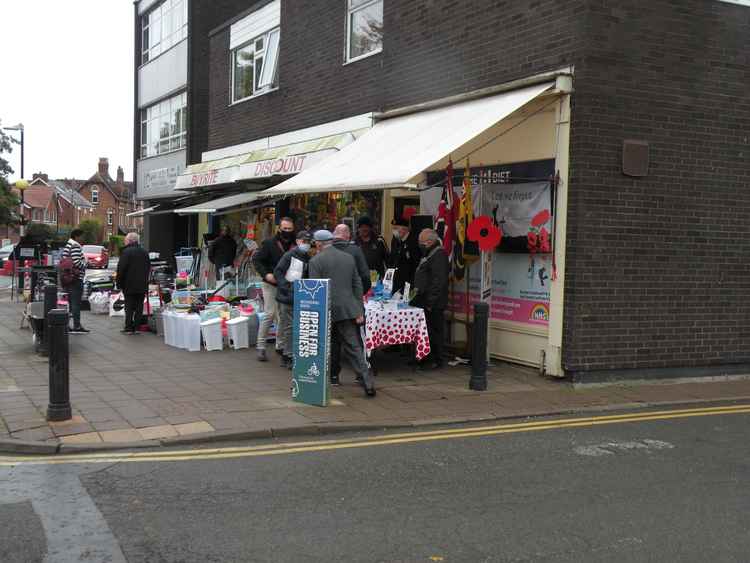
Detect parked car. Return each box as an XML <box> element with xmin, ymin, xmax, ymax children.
<box><xmin>82</xmin><ymin>245</ymin><xmax>109</xmax><ymax>269</ymax></box>
<box><xmin>0</xmin><ymin>243</ymin><xmax>15</xmax><ymax>269</ymax></box>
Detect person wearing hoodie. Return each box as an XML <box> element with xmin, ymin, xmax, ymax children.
<box><xmin>273</xmin><ymin>231</ymin><xmax>313</xmax><ymax>369</ymax></box>
<box><xmin>252</xmin><ymin>217</ymin><xmax>297</xmax><ymax>361</ymax></box>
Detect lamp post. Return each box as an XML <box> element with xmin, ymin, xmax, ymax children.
<box><xmin>5</xmin><ymin>123</ymin><xmax>24</xmax><ymax>180</ymax></box>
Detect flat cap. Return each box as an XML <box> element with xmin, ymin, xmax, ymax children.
<box><xmin>313</xmin><ymin>229</ymin><xmax>333</xmax><ymax>242</ymax></box>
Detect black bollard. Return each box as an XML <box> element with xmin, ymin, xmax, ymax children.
<box><xmin>47</xmin><ymin>309</ymin><xmax>72</xmax><ymax>421</ymax></box>
<box><xmin>39</xmin><ymin>284</ymin><xmax>58</xmax><ymax>356</ymax></box>
<box><xmin>469</xmin><ymin>302</ymin><xmax>489</xmax><ymax>391</ymax></box>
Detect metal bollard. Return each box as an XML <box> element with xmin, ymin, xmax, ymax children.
<box><xmin>47</xmin><ymin>309</ymin><xmax>72</xmax><ymax>422</ymax></box>
<box><xmin>469</xmin><ymin>302</ymin><xmax>489</xmax><ymax>391</ymax></box>
<box><xmin>39</xmin><ymin>284</ymin><xmax>58</xmax><ymax>356</ymax></box>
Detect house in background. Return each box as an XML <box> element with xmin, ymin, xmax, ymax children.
<box><xmin>76</xmin><ymin>157</ymin><xmax>142</xmax><ymax>241</ymax></box>
<box><xmin>29</xmin><ymin>174</ymin><xmax>94</xmax><ymax>231</ymax></box>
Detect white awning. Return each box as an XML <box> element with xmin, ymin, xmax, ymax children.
<box><xmin>175</xmin><ymin>191</ymin><xmax>268</xmax><ymax>215</ymax></box>
<box><xmin>127</xmin><ymin>206</ymin><xmax>158</xmax><ymax>218</ymax></box>
<box><xmin>174</xmin><ymin>132</ymin><xmax>356</xmax><ymax>191</ymax></box>
<box><xmin>259</xmin><ymin>82</ymin><xmax>555</xmax><ymax>197</ymax></box>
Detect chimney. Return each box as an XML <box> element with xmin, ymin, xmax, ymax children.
<box><xmin>32</xmin><ymin>172</ymin><xmax>49</xmax><ymax>183</ymax></box>
<box><xmin>116</xmin><ymin>166</ymin><xmax>124</xmax><ymax>185</ymax></box>
<box><xmin>98</xmin><ymin>157</ymin><xmax>109</xmax><ymax>177</ymax></box>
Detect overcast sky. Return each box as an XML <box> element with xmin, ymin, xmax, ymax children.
<box><xmin>0</xmin><ymin>0</ymin><xmax>133</xmax><ymax>183</ymax></box>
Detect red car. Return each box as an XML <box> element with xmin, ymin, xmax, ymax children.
<box><xmin>82</xmin><ymin>245</ymin><xmax>109</xmax><ymax>269</ymax></box>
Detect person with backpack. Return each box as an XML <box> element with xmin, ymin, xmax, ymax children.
<box><xmin>60</xmin><ymin>228</ymin><xmax>88</xmax><ymax>334</ymax></box>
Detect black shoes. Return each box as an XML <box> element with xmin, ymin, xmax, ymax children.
<box><xmin>281</xmin><ymin>356</ymin><xmax>293</xmax><ymax>370</ymax></box>
<box><xmin>330</xmin><ymin>374</ymin><xmax>340</xmax><ymax>386</ymax></box>
<box><xmin>69</xmin><ymin>326</ymin><xmax>90</xmax><ymax>334</ymax></box>
<box><xmin>257</xmin><ymin>349</ymin><xmax>268</xmax><ymax>362</ymax></box>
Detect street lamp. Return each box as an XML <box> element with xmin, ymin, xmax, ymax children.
<box><xmin>4</xmin><ymin>123</ymin><xmax>24</xmax><ymax>180</ymax></box>
<box><xmin>14</xmin><ymin>179</ymin><xmax>29</xmax><ymax>237</ymax></box>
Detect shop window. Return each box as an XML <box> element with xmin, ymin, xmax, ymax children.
<box><xmin>346</xmin><ymin>0</ymin><xmax>383</xmax><ymax>62</ymax></box>
<box><xmin>231</xmin><ymin>27</ymin><xmax>280</xmax><ymax>103</ymax></box>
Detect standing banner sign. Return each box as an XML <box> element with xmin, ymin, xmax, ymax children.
<box><xmin>292</xmin><ymin>279</ymin><xmax>331</xmax><ymax>406</ymax></box>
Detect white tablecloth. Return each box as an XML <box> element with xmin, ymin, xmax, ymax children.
<box><xmin>364</xmin><ymin>301</ymin><xmax>431</xmax><ymax>360</ymax></box>
<box><xmin>161</xmin><ymin>310</ymin><xmax>202</xmax><ymax>352</ymax></box>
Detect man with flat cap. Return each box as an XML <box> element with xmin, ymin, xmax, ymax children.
<box><xmin>389</xmin><ymin>217</ymin><xmax>421</xmax><ymax>295</ymax></box>
<box><xmin>308</xmin><ymin>230</ymin><xmax>375</xmax><ymax>397</ymax></box>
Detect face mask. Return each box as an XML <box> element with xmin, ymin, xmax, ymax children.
<box><xmin>419</xmin><ymin>243</ymin><xmax>432</xmax><ymax>255</ymax></box>
<box><xmin>280</xmin><ymin>230</ymin><xmax>294</xmax><ymax>241</ymax></box>
<box><xmin>392</xmin><ymin>230</ymin><xmax>401</xmax><ymax>241</ymax></box>
<box><xmin>298</xmin><ymin>243</ymin><xmax>311</xmax><ymax>253</ymax></box>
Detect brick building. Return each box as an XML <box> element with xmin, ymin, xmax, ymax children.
<box><xmin>134</xmin><ymin>0</ymin><xmax>750</xmax><ymax>381</ymax></box>
<box><xmin>76</xmin><ymin>158</ymin><xmax>142</xmax><ymax>242</ymax></box>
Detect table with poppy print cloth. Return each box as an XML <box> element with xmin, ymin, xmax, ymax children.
<box><xmin>363</xmin><ymin>301</ymin><xmax>431</xmax><ymax>361</ymax></box>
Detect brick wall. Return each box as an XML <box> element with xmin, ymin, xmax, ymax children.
<box><xmin>562</xmin><ymin>0</ymin><xmax>750</xmax><ymax>378</ymax></box>
<box><xmin>198</xmin><ymin>0</ymin><xmax>586</xmax><ymax>155</ymax></box>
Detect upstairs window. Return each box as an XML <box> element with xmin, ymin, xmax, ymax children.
<box><xmin>142</xmin><ymin>0</ymin><xmax>188</xmax><ymax>64</ymax></box>
<box><xmin>91</xmin><ymin>186</ymin><xmax>99</xmax><ymax>205</ymax></box>
<box><xmin>140</xmin><ymin>92</ymin><xmax>187</xmax><ymax>158</ymax></box>
<box><xmin>231</xmin><ymin>28</ymin><xmax>281</xmax><ymax>103</ymax></box>
<box><xmin>107</xmin><ymin>209</ymin><xmax>113</xmax><ymax>226</ymax></box>
<box><xmin>346</xmin><ymin>0</ymin><xmax>383</xmax><ymax>62</ymax></box>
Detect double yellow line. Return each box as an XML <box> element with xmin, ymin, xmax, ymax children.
<box><xmin>2</xmin><ymin>403</ymin><xmax>749</xmax><ymax>467</ymax></box>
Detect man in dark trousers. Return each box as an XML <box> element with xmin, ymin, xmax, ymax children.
<box><xmin>116</xmin><ymin>232</ymin><xmax>151</xmax><ymax>335</ymax></box>
<box><xmin>389</xmin><ymin>218</ymin><xmax>421</xmax><ymax>295</ymax></box>
<box><xmin>355</xmin><ymin>216</ymin><xmax>388</xmax><ymax>280</ymax></box>
<box><xmin>308</xmin><ymin>230</ymin><xmax>375</xmax><ymax>397</ymax></box>
<box><xmin>412</xmin><ymin>229</ymin><xmax>450</xmax><ymax>370</ymax></box>
<box><xmin>61</xmin><ymin>228</ymin><xmax>88</xmax><ymax>334</ymax></box>
<box><xmin>208</xmin><ymin>226</ymin><xmax>237</xmax><ymax>279</ymax></box>
<box><xmin>252</xmin><ymin>217</ymin><xmax>296</xmax><ymax>361</ymax></box>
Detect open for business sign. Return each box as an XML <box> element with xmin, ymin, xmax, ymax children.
<box><xmin>292</xmin><ymin>279</ymin><xmax>331</xmax><ymax>407</ymax></box>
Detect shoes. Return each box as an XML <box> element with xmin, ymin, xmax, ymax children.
<box><xmin>275</xmin><ymin>348</ymin><xmax>284</xmax><ymax>357</ymax></box>
<box><xmin>69</xmin><ymin>326</ymin><xmax>90</xmax><ymax>334</ymax></box>
<box><xmin>330</xmin><ymin>374</ymin><xmax>340</xmax><ymax>386</ymax></box>
<box><xmin>120</xmin><ymin>328</ymin><xmax>135</xmax><ymax>335</ymax></box>
<box><xmin>281</xmin><ymin>355</ymin><xmax>293</xmax><ymax>370</ymax></box>
<box><xmin>365</xmin><ymin>385</ymin><xmax>376</xmax><ymax>397</ymax></box>
<box><xmin>257</xmin><ymin>349</ymin><xmax>268</xmax><ymax>362</ymax></box>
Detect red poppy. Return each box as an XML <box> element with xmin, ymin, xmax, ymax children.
<box><xmin>531</xmin><ymin>209</ymin><xmax>551</xmax><ymax>227</ymax></box>
<box><xmin>467</xmin><ymin>215</ymin><xmax>502</xmax><ymax>252</ymax></box>
<box><xmin>539</xmin><ymin>227</ymin><xmax>551</xmax><ymax>253</ymax></box>
<box><xmin>527</xmin><ymin>231</ymin><xmax>538</xmax><ymax>253</ymax></box>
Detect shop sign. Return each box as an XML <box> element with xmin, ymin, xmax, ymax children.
<box><xmin>144</xmin><ymin>165</ymin><xmax>183</xmax><ymax>193</ymax></box>
<box><xmin>175</xmin><ymin>166</ymin><xmax>240</xmax><ymax>190</ymax></box>
<box><xmin>238</xmin><ymin>149</ymin><xmax>336</xmax><ymax>181</ymax></box>
<box><xmin>292</xmin><ymin>279</ymin><xmax>331</xmax><ymax>407</ymax></box>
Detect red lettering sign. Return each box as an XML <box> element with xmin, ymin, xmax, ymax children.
<box><xmin>190</xmin><ymin>170</ymin><xmax>218</xmax><ymax>187</ymax></box>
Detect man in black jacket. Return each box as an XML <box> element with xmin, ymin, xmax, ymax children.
<box><xmin>412</xmin><ymin>229</ymin><xmax>450</xmax><ymax>370</ymax></box>
<box><xmin>332</xmin><ymin>224</ymin><xmax>371</xmax><ymax>294</ymax></box>
<box><xmin>116</xmin><ymin>232</ymin><xmax>151</xmax><ymax>335</ymax></box>
<box><xmin>389</xmin><ymin>218</ymin><xmax>421</xmax><ymax>295</ymax></box>
<box><xmin>252</xmin><ymin>217</ymin><xmax>296</xmax><ymax>361</ymax></box>
<box><xmin>273</xmin><ymin>231</ymin><xmax>313</xmax><ymax>369</ymax></box>
<box><xmin>355</xmin><ymin>216</ymin><xmax>389</xmax><ymax>280</ymax></box>
<box><xmin>208</xmin><ymin>226</ymin><xmax>237</xmax><ymax>279</ymax></box>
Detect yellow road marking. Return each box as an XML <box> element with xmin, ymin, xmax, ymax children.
<box><xmin>1</xmin><ymin>403</ymin><xmax>749</xmax><ymax>466</ymax></box>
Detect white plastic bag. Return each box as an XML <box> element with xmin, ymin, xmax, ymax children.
<box><xmin>285</xmin><ymin>257</ymin><xmax>304</xmax><ymax>283</ymax></box>
<box><xmin>89</xmin><ymin>292</ymin><xmax>110</xmax><ymax>315</ymax></box>
<box><xmin>109</xmin><ymin>292</ymin><xmax>125</xmax><ymax>317</ymax></box>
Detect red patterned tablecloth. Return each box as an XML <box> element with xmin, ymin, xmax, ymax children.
<box><xmin>364</xmin><ymin>302</ymin><xmax>431</xmax><ymax>360</ymax></box>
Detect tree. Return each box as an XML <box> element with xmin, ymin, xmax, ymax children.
<box><xmin>78</xmin><ymin>219</ymin><xmax>103</xmax><ymax>244</ymax></box>
<box><xmin>0</xmin><ymin>121</ymin><xmax>20</xmax><ymax>228</ymax></box>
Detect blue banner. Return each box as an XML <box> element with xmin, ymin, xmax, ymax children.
<box><xmin>292</xmin><ymin>279</ymin><xmax>331</xmax><ymax>406</ymax></box>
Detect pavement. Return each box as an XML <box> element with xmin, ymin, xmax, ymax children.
<box><xmin>3</xmin><ymin>296</ymin><xmax>750</xmax><ymax>452</ymax></box>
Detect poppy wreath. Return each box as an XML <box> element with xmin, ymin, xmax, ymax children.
<box><xmin>527</xmin><ymin>209</ymin><xmax>552</xmax><ymax>254</ymax></box>
<box><xmin>467</xmin><ymin>215</ymin><xmax>502</xmax><ymax>252</ymax></box>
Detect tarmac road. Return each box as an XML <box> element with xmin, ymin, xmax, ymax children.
<box><xmin>2</xmin><ymin>405</ymin><xmax>750</xmax><ymax>562</ymax></box>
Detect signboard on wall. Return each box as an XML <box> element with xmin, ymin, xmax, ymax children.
<box><xmin>144</xmin><ymin>164</ymin><xmax>183</xmax><ymax>193</ymax></box>
<box><xmin>292</xmin><ymin>279</ymin><xmax>331</xmax><ymax>407</ymax></box>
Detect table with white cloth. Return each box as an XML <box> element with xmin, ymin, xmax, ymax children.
<box><xmin>161</xmin><ymin>310</ymin><xmax>202</xmax><ymax>352</ymax></box>
<box><xmin>364</xmin><ymin>301</ymin><xmax>431</xmax><ymax>361</ymax></box>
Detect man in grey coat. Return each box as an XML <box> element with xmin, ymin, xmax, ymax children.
<box><xmin>308</xmin><ymin>230</ymin><xmax>375</xmax><ymax>397</ymax></box>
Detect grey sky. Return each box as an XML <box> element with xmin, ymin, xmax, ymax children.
<box><xmin>0</xmin><ymin>0</ymin><xmax>133</xmax><ymax>183</ymax></box>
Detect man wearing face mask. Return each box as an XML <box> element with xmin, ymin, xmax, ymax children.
<box><xmin>388</xmin><ymin>218</ymin><xmax>421</xmax><ymax>295</ymax></box>
<box><xmin>412</xmin><ymin>229</ymin><xmax>450</xmax><ymax>371</ymax></box>
<box><xmin>273</xmin><ymin>231</ymin><xmax>313</xmax><ymax>369</ymax></box>
<box><xmin>252</xmin><ymin>217</ymin><xmax>297</xmax><ymax>362</ymax></box>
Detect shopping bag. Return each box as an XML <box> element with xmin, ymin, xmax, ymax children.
<box><xmin>89</xmin><ymin>292</ymin><xmax>110</xmax><ymax>315</ymax></box>
<box><xmin>109</xmin><ymin>292</ymin><xmax>125</xmax><ymax>317</ymax></box>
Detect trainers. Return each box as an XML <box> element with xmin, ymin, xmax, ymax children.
<box><xmin>120</xmin><ymin>328</ymin><xmax>134</xmax><ymax>334</ymax></box>
<box><xmin>70</xmin><ymin>326</ymin><xmax>90</xmax><ymax>334</ymax></box>
<box><xmin>330</xmin><ymin>374</ymin><xmax>340</xmax><ymax>386</ymax></box>
<box><xmin>257</xmin><ymin>349</ymin><xmax>268</xmax><ymax>362</ymax></box>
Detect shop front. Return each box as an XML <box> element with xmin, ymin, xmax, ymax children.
<box><xmin>259</xmin><ymin>71</ymin><xmax>573</xmax><ymax>376</ymax></box>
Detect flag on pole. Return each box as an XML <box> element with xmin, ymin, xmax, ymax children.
<box><xmin>453</xmin><ymin>159</ymin><xmax>472</xmax><ymax>279</ymax></box>
<box><xmin>440</xmin><ymin>160</ymin><xmax>456</xmax><ymax>260</ymax></box>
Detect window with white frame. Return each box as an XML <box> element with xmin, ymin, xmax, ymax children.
<box><xmin>90</xmin><ymin>186</ymin><xmax>99</xmax><ymax>205</ymax></box>
<box><xmin>142</xmin><ymin>0</ymin><xmax>188</xmax><ymax>64</ymax></box>
<box><xmin>107</xmin><ymin>209</ymin><xmax>113</xmax><ymax>226</ymax></box>
<box><xmin>231</xmin><ymin>27</ymin><xmax>281</xmax><ymax>103</ymax></box>
<box><xmin>346</xmin><ymin>0</ymin><xmax>383</xmax><ymax>62</ymax></box>
<box><xmin>140</xmin><ymin>92</ymin><xmax>187</xmax><ymax>158</ymax></box>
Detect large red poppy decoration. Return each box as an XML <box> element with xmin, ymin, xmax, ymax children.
<box><xmin>467</xmin><ymin>215</ymin><xmax>502</xmax><ymax>252</ymax></box>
